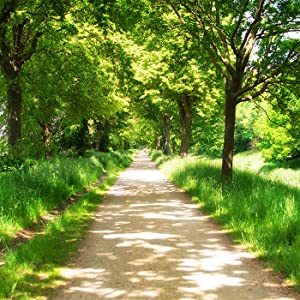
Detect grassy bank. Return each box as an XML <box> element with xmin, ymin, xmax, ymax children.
<box><xmin>151</xmin><ymin>150</ymin><xmax>300</xmax><ymax>288</ymax></box>
<box><xmin>0</xmin><ymin>151</ymin><xmax>132</xmax><ymax>244</ymax></box>
<box><xmin>0</xmin><ymin>150</ymin><xmax>135</xmax><ymax>299</ymax></box>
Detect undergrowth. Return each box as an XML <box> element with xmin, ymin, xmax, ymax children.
<box><xmin>151</xmin><ymin>150</ymin><xmax>300</xmax><ymax>289</ymax></box>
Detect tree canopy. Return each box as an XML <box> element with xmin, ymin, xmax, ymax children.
<box><xmin>0</xmin><ymin>0</ymin><xmax>299</xmax><ymax>178</ymax></box>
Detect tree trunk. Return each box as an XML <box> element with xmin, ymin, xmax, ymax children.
<box><xmin>177</xmin><ymin>95</ymin><xmax>193</xmax><ymax>156</ymax></box>
<box><xmin>163</xmin><ymin>114</ymin><xmax>171</xmax><ymax>155</ymax></box>
<box><xmin>221</xmin><ymin>83</ymin><xmax>237</xmax><ymax>180</ymax></box>
<box><xmin>42</xmin><ymin>124</ymin><xmax>51</xmax><ymax>147</ymax></box>
<box><xmin>156</xmin><ymin>137</ymin><xmax>161</xmax><ymax>150</ymax></box>
<box><xmin>94</xmin><ymin>120</ymin><xmax>110</xmax><ymax>152</ymax></box>
<box><xmin>5</xmin><ymin>69</ymin><xmax>22</xmax><ymax>147</ymax></box>
<box><xmin>95</xmin><ymin>122</ymin><xmax>101</xmax><ymax>151</ymax></box>
<box><xmin>37</xmin><ymin>121</ymin><xmax>52</xmax><ymax>157</ymax></box>
<box><xmin>76</xmin><ymin>119</ymin><xmax>89</xmax><ymax>156</ymax></box>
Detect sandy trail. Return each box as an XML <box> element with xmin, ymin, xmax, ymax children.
<box><xmin>51</xmin><ymin>151</ymin><xmax>299</xmax><ymax>300</ymax></box>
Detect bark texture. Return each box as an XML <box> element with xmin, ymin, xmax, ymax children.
<box><xmin>177</xmin><ymin>95</ymin><xmax>193</xmax><ymax>156</ymax></box>
<box><xmin>222</xmin><ymin>92</ymin><xmax>237</xmax><ymax>179</ymax></box>
<box><xmin>4</xmin><ymin>67</ymin><xmax>22</xmax><ymax>146</ymax></box>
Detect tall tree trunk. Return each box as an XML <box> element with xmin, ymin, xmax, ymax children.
<box><xmin>221</xmin><ymin>80</ymin><xmax>238</xmax><ymax>180</ymax></box>
<box><xmin>95</xmin><ymin>120</ymin><xmax>110</xmax><ymax>152</ymax></box>
<box><xmin>177</xmin><ymin>95</ymin><xmax>193</xmax><ymax>156</ymax></box>
<box><xmin>0</xmin><ymin>6</ymin><xmax>44</xmax><ymax>148</ymax></box>
<box><xmin>76</xmin><ymin>119</ymin><xmax>89</xmax><ymax>156</ymax></box>
<box><xmin>4</xmin><ymin>68</ymin><xmax>22</xmax><ymax>147</ymax></box>
<box><xmin>95</xmin><ymin>122</ymin><xmax>101</xmax><ymax>151</ymax></box>
<box><xmin>163</xmin><ymin>114</ymin><xmax>171</xmax><ymax>155</ymax></box>
<box><xmin>156</xmin><ymin>137</ymin><xmax>161</xmax><ymax>150</ymax></box>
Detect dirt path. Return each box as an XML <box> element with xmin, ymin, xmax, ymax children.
<box><xmin>51</xmin><ymin>151</ymin><xmax>299</xmax><ymax>300</ymax></box>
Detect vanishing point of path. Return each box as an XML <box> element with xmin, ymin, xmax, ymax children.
<box><xmin>51</xmin><ymin>151</ymin><xmax>299</xmax><ymax>300</ymax></box>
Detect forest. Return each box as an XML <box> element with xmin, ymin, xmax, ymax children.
<box><xmin>0</xmin><ymin>0</ymin><xmax>299</xmax><ymax>298</ymax></box>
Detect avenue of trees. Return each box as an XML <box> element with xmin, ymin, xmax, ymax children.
<box><xmin>0</xmin><ymin>0</ymin><xmax>299</xmax><ymax>179</ymax></box>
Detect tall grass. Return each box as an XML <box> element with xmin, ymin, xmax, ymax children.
<box><xmin>158</xmin><ymin>154</ymin><xmax>300</xmax><ymax>288</ymax></box>
<box><xmin>233</xmin><ymin>151</ymin><xmax>300</xmax><ymax>189</ymax></box>
<box><xmin>0</xmin><ymin>150</ymin><xmax>135</xmax><ymax>299</ymax></box>
<box><xmin>0</xmin><ymin>150</ymin><xmax>134</xmax><ymax>244</ymax></box>
<box><xmin>149</xmin><ymin>150</ymin><xmax>174</xmax><ymax>166</ymax></box>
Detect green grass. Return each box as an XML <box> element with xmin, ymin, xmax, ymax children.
<box><xmin>0</xmin><ymin>150</ymin><xmax>135</xmax><ymax>244</ymax></box>
<box><xmin>156</xmin><ymin>152</ymin><xmax>300</xmax><ymax>289</ymax></box>
<box><xmin>0</xmin><ymin>154</ymin><xmax>103</xmax><ymax>243</ymax></box>
<box><xmin>233</xmin><ymin>151</ymin><xmax>300</xmax><ymax>189</ymax></box>
<box><xmin>149</xmin><ymin>149</ymin><xmax>174</xmax><ymax>166</ymax></box>
<box><xmin>0</xmin><ymin>150</ymin><xmax>135</xmax><ymax>299</ymax></box>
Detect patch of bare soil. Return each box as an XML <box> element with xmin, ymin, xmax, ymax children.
<box><xmin>51</xmin><ymin>151</ymin><xmax>299</xmax><ymax>300</ymax></box>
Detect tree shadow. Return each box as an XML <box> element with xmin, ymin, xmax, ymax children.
<box><xmin>49</xmin><ymin>152</ymin><xmax>298</xmax><ymax>300</ymax></box>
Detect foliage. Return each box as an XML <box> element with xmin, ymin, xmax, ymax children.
<box><xmin>234</xmin><ymin>103</ymin><xmax>260</xmax><ymax>153</ymax></box>
<box><xmin>190</xmin><ymin>91</ymin><xmax>224</xmax><ymax>157</ymax></box>
<box><xmin>255</xmin><ymin>102</ymin><xmax>300</xmax><ymax>161</ymax></box>
<box><xmin>149</xmin><ymin>149</ymin><xmax>173</xmax><ymax>165</ymax></box>
<box><xmin>1</xmin><ymin>0</ymin><xmax>299</xmax><ymax>169</ymax></box>
<box><xmin>20</xmin><ymin>21</ymin><xmax>131</xmax><ymax>157</ymax></box>
<box><xmin>0</xmin><ymin>0</ymin><xmax>77</xmax><ymax>146</ymax></box>
<box><xmin>127</xmin><ymin>13</ymin><xmax>222</xmax><ymax>155</ymax></box>
<box><xmin>149</xmin><ymin>149</ymin><xmax>164</xmax><ymax>162</ymax></box>
<box><xmin>0</xmin><ymin>152</ymin><xmax>33</xmax><ymax>173</ymax></box>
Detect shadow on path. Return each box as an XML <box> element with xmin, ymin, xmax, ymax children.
<box><xmin>51</xmin><ymin>152</ymin><xmax>299</xmax><ymax>300</ymax></box>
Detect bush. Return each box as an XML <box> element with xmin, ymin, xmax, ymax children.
<box><xmin>149</xmin><ymin>150</ymin><xmax>164</xmax><ymax>162</ymax></box>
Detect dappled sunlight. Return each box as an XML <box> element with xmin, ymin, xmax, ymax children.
<box><xmin>61</xmin><ymin>268</ymin><xmax>109</xmax><ymax>280</ymax></box>
<box><xmin>183</xmin><ymin>272</ymin><xmax>244</xmax><ymax>290</ymax></box>
<box><xmin>103</xmin><ymin>232</ymin><xmax>177</xmax><ymax>240</ymax></box>
<box><xmin>54</xmin><ymin>152</ymin><xmax>298</xmax><ymax>300</ymax></box>
<box><xmin>142</xmin><ymin>212</ymin><xmax>205</xmax><ymax>221</ymax></box>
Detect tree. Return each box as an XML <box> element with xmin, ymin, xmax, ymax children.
<box><xmin>163</xmin><ymin>0</ymin><xmax>300</xmax><ymax>179</ymax></box>
<box><xmin>126</xmin><ymin>39</ymin><xmax>177</xmax><ymax>154</ymax></box>
<box><xmin>20</xmin><ymin>17</ymin><xmax>132</xmax><ymax>156</ymax></box>
<box><xmin>128</xmin><ymin>13</ymin><xmax>220</xmax><ymax>155</ymax></box>
<box><xmin>0</xmin><ymin>0</ymin><xmax>72</xmax><ymax>147</ymax></box>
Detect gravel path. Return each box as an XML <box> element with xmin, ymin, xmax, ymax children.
<box><xmin>51</xmin><ymin>151</ymin><xmax>299</xmax><ymax>300</ymax></box>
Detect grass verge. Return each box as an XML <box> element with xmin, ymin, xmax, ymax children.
<box><xmin>0</xmin><ymin>150</ymin><xmax>135</xmax><ymax>299</ymax></box>
<box><xmin>151</xmin><ymin>150</ymin><xmax>300</xmax><ymax>289</ymax></box>
<box><xmin>0</xmin><ymin>151</ymin><xmax>134</xmax><ymax>244</ymax></box>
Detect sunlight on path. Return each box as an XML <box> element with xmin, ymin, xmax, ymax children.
<box><xmin>52</xmin><ymin>151</ymin><xmax>299</xmax><ymax>300</ymax></box>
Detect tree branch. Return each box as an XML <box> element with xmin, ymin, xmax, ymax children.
<box><xmin>21</xmin><ymin>30</ymin><xmax>44</xmax><ymax>64</ymax></box>
<box><xmin>239</xmin><ymin>0</ymin><xmax>266</xmax><ymax>54</ymax></box>
<box><xmin>251</xmin><ymin>99</ymin><xmax>289</xmax><ymax>130</ymax></box>
<box><xmin>168</xmin><ymin>2</ymin><xmax>185</xmax><ymax>24</ymax></box>
<box><xmin>0</xmin><ymin>0</ymin><xmax>18</xmax><ymax>25</ymax></box>
<box><xmin>231</xmin><ymin>0</ymin><xmax>250</xmax><ymax>54</ymax></box>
